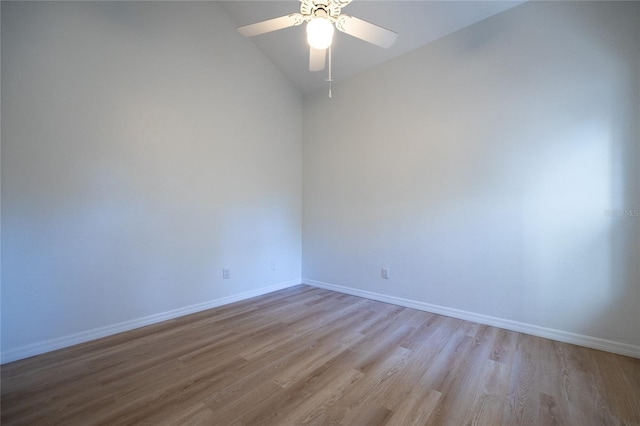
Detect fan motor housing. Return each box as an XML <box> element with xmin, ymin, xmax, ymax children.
<box><xmin>300</xmin><ymin>0</ymin><xmax>345</xmax><ymax>22</ymax></box>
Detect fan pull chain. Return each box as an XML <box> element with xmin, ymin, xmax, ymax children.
<box><xmin>327</xmin><ymin>46</ymin><xmax>333</xmax><ymax>98</ymax></box>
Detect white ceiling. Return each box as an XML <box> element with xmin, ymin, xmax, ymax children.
<box><xmin>219</xmin><ymin>1</ymin><xmax>525</xmax><ymax>95</ymax></box>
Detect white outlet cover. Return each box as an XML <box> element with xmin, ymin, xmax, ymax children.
<box><xmin>381</xmin><ymin>267</ymin><xmax>390</xmax><ymax>279</ymax></box>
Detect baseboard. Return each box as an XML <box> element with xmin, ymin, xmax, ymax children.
<box><xmin>0</xmin><ymin>279</ymin><xmax>300</xmax><ymax>364</ymax></box>
<box><xmin>6</xmin><ymin>278</ymin><xmax>637</xmax><ymax>363</ymax></box>
<box><xmin>302</xmin><ymin>278</ymin><xmax>640</xmax><ymax>359</ymax></box>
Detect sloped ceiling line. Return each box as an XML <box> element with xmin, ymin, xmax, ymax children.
<box><xmin>219</xmin><ymin>1</ymin><xmax>525</xmax><ymax>94</ymax></box>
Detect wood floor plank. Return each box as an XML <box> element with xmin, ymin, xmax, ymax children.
<box><xmin>385</xmin><ymin>386</ymin><xmax>441</xmax><ymax>426</ymax></box>
<box><xmin>501</xmin><ymin>333</ymin><xmax>543</xmax><ymax>425</ymax></box>
<box><xmin>2</xmin><ymin>285</ymin><xmax>639</xmax><ymax>425</ymax></box>
<box><xmin>463</xmin><ymin>359</ymin><xmax>512</xmax><ymax>425</ymax></box>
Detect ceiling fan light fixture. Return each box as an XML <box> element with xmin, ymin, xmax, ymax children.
<box><xmin>306</xmin><ymin>17</ymin><xmax>334</xmax><ymax>50</ymax></box>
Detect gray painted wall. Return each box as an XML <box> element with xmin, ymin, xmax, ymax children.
<box><xmin>303</xmin><ymin>1</ymin><xmax>640</xmax><ymax>348</ymax></box>
<box><xmin>2</xmin><ymin>1</ymin><xmax>639</xmax><ymax>361</ymax></box>
<box><xmin>1</xmin><ymin>2</ymin><xmax>302</xmax><ymax>359</ymax></box>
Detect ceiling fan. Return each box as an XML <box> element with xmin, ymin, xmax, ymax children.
<box><xmin>237</xmin><ymin>0</ymin><xmax>398</xmax><ymax>73</ymax></box>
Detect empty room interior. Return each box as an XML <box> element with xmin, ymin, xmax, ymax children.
<box><xmin>1</xmin><ymin>0</ymin><xmax>639</xmax><ymax>424</ymax></box>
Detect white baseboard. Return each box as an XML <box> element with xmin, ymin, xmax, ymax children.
<box><xmin>302</xmin><ymin>278</ymin><xmax>640</xmax><ymax>359</ymax></box>
<box><xmin>5</xmin><ymin>278</ymin><xmax>637</xmax><ymax>363</ymax></box>
<box><xmin>0</xmin><ymin>280</ymin><xmax>300</xmax><ymax>364</ymax></box>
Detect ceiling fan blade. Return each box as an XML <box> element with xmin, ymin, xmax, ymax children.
<box><xmin>309</xmin><ymin>47</ymin><xmax>326</xmax><ymax>72</ymax></box>
<box><xmin>238</xmin><ymin>13</ymin><xmax>303</xmax><ymax>38</ymax></box>
<box><xmin>336</xmin><ymin>15</ymin><xmax>398</xmax><ymax>49</ymax></box>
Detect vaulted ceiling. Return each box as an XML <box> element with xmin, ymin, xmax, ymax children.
<box><xmin>220</xmin><ymin>1</ymin><xmax>525</xmax><ymax>94</ymax></box>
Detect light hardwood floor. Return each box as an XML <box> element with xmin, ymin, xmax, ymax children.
<box><xmin>2</xmin><ymin>285</ymin><xmax>639</xmax><ymax>425</ymax></box>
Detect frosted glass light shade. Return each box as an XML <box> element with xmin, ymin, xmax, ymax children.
<box><xmin>306</xmin><ymin>18</ymin><xmax>334</xmax><ymax>50</ymax></box>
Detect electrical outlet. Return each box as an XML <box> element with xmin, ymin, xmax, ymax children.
<box><xmin>381</xmin><ymin>267</ymin><xmax>390</xmax><ymax>279</ymax></box>
<box><xmin>223</xmin><ymin>268</ymin><xmax>230</xmax><ymax>279</ymax></box>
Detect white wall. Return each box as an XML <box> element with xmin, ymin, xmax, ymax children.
<box><xmin>1</xmin><ymin>2</ymin><xmax>302</xmax><ymax>361</ymax></box>
<box><xmin>303</xmin><ymin>1</ymin><xmax>640</xmax><ymax>352</ymax></box>
<box><xmin>2</xmin><ymin>1</ymin><xmax>639</xmax><ymax>362</ymax></box>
